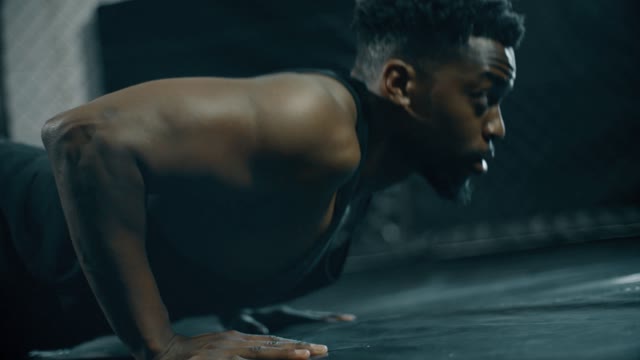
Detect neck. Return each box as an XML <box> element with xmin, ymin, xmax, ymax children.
<box><xmin>351</xmin><ymin>77</ymin><xmax>415</xmax><ymax>198</ymax></box>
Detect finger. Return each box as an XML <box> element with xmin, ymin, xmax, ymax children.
<box><xmin>246</xmin><ymin>339</ymin><xmax>328</xmax><ymax>356</ymax></box>
<box><xmin>323</xmin><ymin>313</ymin><xmax>356</xmax><ymax>322</ymax></box>
<box><xmin>237</xmin><ymin>314</ymin><xmax>269</xmax><ymax>335</ymax></box>
<box><xmin>280</xmin><ymin>307</ymin><xmax>355</xmax><ymax>322</ymax></box>
<box><xmin>243</xmin><ymin>334</ymin><xmax>300</xmax><ymax>343</ymax></box>
<box><xmin>235</xmin><ymin>346</ymin><xmax>311</xmax><ymax>360</ymax></box>
<box><xmin>240</xmin><ymin>336</ymin><xmax>328</xmax><ymax>356</ymax></box>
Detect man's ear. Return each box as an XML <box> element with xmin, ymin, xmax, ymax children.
<box><xmin>379</xmin><ymin>59</ymin><xmax>418</xmax><ymax>107</ymax></box>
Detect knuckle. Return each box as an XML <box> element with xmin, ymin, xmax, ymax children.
<box><xmin>266</xmin><ymin>340</ymin><xmax>280</xmax><ymax>346</ymax></box>
<box><xmin>268</xmin><ymin>335</ymin><xmax>285</xmax><ymax>343</ymax></box>
<box><xmin>249</xmin><ymin>345</ymin><xmax>264</xmax><ymax>353</ymax></box>
<box><xmin>285</xmin><ymin>348</ymin><xmax>300</xmax><ymax>356</ymax></box>
<box><xmin>203</xmin><ymin>342</ymin><xmax>217</xmax><ymax>350</ymax></box>
<box><xmin>225</xmin><ymin>329</ymin><xmax>241</xmax><ymax>336</ymax></box>
<box><xmin>295</xmin><ymin>341</ymin><xmax>311</xmax><ymax>347</ymax></box>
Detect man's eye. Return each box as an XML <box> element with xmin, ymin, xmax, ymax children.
<box><xmin>470</xmin><ymin>91</ymin><xmax>489</xmax><ymax>116</ymax></box>
<box><xmin>470</xmin><ymin>90</ymin><xmax>488</xmax><ymax>100</ymax></box>
<box><xmin>474</xmin><ymin>102</ymin><xmax>488</xmax><ymax>116</ymax></box>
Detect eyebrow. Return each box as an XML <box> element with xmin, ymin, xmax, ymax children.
<box><xmin>482</xmin><ymin>71</ymin><xmax>513</xmax><ymax>89</ymax></box>
<box><xmin>480</xmin><ymin>71</ymin><xmax>514</xmax><ymax>102</ymax></box>
<box><xmin>489</xmin><ymin>56</ymin><xmax>515</xmax><ymax>71</ymax></box>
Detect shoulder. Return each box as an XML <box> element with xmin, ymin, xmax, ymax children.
<box><xmin>250</xmin><ymin>72</ymin><xmax>362</xmax><ymax>180</ymax></box>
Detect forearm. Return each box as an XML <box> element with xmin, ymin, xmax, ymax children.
<box><xmin>78</xmin><ymin>232</ymin><xmax>174</xmax><ymax>359</ymax></box>
<box><xmin>43</xmin><ymin>126</ymin><xmax>173</xmax><ymax>359</ymax></box>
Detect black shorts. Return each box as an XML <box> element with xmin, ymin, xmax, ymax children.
<box><xmin>0</xmin><ymin>140</ymin><xmax>80</xmax><ymax>286</ymax></box>
<box><xmin>0</xmin><ymin>140</ymin><xmax>109</xmax><ymax>354</ymax></box>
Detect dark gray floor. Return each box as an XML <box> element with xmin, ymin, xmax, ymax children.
<box><xmin>32</xmin><ymin>238</ymin><xmax>640</xmax><ymax>360</ymax></box>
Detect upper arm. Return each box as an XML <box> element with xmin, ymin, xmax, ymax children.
<box><xmin>43</xmin><ymin>124</ymin><xmax>147</xmax><ymax>253</ymax></box>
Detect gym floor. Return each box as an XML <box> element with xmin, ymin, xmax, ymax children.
<box><xmin>30</xmin><ymin>237</ymin><xmax>640</xmax><ymax>360</ymax></box>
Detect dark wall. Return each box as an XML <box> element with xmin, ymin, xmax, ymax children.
<box><xmin>97</xmin><ymin>0</ymin><xmax>355</xmax><ymax>91</ymax></box>
<box><xmin>97</xmin><ymin>1</ymin><xmax>639</xmax><ymax>231</ymax></box>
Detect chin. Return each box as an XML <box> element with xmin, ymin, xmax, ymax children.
<box><xmin>423</xmin><ymin>171</ymin><xmax>474</xmax><ymax>205</ymax></box>
<box><xmin>449</xmin><ymin>178</ymin><xmax>474</xmax><ymax>204</ymax></box>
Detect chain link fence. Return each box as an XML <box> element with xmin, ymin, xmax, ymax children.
<box><xmin>3</xmin><ymin>1</ymin><xmax>638</xmax><ymax>265</ymax></box>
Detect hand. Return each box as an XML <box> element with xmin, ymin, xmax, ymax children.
<box><xmin>221</xmin><ymin>306</ymin><xmax>356</xmax><ymax>334</ymax></box>
<box><xmin>154</xmin><ymin>330</ymin><xmax>327</xmax><ymax>360</ymax></box>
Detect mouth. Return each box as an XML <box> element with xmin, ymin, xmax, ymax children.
<box><xmin>471</xmin><ymin>158</ymin><xmax>488</xmax><ymax>174</ymax></box>
<box><xmin>471</xmin><ymin>142</ymin><xmax>495</xmax><ymax>175</ymax></box>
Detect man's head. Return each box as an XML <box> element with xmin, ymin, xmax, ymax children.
<box><xmin>352</xmin><ymin>0</ymin><xmax>525</xmax><ymax>202</ymax></box>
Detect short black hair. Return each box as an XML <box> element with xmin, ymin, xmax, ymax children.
<box><xmin>352</xmin><ymin>0</ymin><xmax>526</xmax><ymax>79</ymax></box>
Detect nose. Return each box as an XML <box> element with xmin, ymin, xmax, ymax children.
<box><xmin>483</xmin><ymin>106</ymin><xmax>506</xmax><ymax>141</ymax></box>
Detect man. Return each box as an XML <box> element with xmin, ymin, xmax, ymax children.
<box><xmin>1</xmin><ymin>0</ymin><xmax>525</xmax><ymax>359</ymax></box>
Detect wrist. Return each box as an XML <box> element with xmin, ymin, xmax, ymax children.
<box><xmin>134</xmin><ymin>328</ymin><xmax>177</xmax><ymax>360</ymax></box>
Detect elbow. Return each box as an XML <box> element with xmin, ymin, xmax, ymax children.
<box><xmin>41</xmin><ymin>114</ymin><xmax>98</xmax><ymax>152</ymax></box>
<box><xmin>41</xmin><ymin>119</ymin><xmax>75</xmax><ymax>163</ymax></box>
<box><xmin>41</xmin><ymin>115</ymin><xmax>66</xmax><ymax>150</ymax></box>
<box><xmin>41</xmin><ymin>118</ymin><xmax>101</xmax><ymax>169</ymax></box>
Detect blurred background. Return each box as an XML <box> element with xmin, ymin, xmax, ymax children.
<box><xmin>1</xmin><ymin>0</ymin><xmax>638</xmax><ymax>270</ymax></box>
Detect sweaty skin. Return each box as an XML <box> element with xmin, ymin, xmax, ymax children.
<box><xmin>42</xmin><ymin>73</ymin><xmax>361</xmax><ymax>360</ymax></box>
<box><xmin>40</xmin><ymin>36</ymin><xmax>516</xmax><ymax>360</ymax></box>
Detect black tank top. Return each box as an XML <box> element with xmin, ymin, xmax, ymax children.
<box><xmin>251</xmin><ymin>69</ymin><xmax>371</xmax><ymax>303</ymax></box>
<box><xmin>149</xmin><ymin>70</ymin><xmax>372</xmax><ymax>312</ymax></box>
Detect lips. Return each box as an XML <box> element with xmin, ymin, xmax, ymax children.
<box><xmin>472</xmin><ymin>158</ymin><xmax>488</xmax><ymax>174</ymax></box>
<box><xmin>470</xmin><ymin>150</ymin><xmax>493</xmax><ymax>174</ymax></box>
<box><xmin>471</xmin><ymin>143</ymin><xmax>495</xmax><ymax>175</ymax></box>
